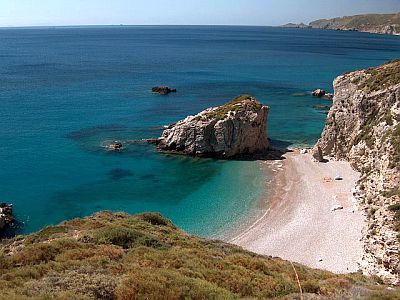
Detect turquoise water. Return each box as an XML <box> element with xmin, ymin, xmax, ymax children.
<box><xmin>0</xmin><ymin>26</ymin><xmax>399</xmax><ymax>237</ymax></box>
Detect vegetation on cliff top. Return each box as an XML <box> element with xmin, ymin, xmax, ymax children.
<box><xmin>361</xmin><ymin>59</ymin><xmax>400</xmax><ymax>92</ymax></box>
<box><xmin>196</xmin><ymin>95</ymin><xmax>264</xmax><ymax>121</ymax></box>
<box><xmin>0</xmin><ymin>211</ymin><xmax>397</xmax><ymax>299</ymax></box>
<box><xmin>310</xmin><ymin>13</ymin><xmax>400</xmax><ymax>31</ymax></box>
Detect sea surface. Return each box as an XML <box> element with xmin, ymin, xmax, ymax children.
<box><xmin>0</xmin><ymin>26</ymin><xmax>399</xmax><ymax>237</ymax></box>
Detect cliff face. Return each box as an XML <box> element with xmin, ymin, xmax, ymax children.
<box><xmin>157</xmin><ymin>95</ymin><xmax>269</xmax><ymax>158</ymax></box>
<box><xmin>310</xmin><ymin>13</ymin><xmax>400</xmax><ymax>35</ymax></box>
<box><xmin>315</xmin><ymin>59</ymin><xmax>400</xmax><ymax>284</ymax></box>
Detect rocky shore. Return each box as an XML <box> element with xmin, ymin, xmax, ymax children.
<box><xmin>314</xmin><ymin>59</ymin><xmax>400</xmax><ymax>284</ymax></box>
<box><xmin>156</xmin><ymin>95</ymin><xmax>269</xmax><ymax>158</ymax></box>
<box><xmin>0</xmin><ymin>203</ymin><xmax>13</xmax><ymax>232</ymax></box>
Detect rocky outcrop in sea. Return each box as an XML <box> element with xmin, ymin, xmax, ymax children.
<box><xmin>314</xmin><ymin>59</ymin><xmax>400</xmax><ymax>284</ymax></box>
<box><xmin>152</xmin><ymin>86</ymin><xmax>177</xmax><ymax>95</ymax></box>
<box><xmin>156</xmin><ymin>95</ymin><xmax>269</xmax><ymax>158</ymax></box>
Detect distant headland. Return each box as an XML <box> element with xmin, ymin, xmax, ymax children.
<box><xmin>282</xmin><ymin>12</ymin><xmax>400</xmax><ymax>35</ymax></box>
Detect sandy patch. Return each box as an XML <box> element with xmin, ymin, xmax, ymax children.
<box><xmin>231</xmin><ymin>150</ymin><xmax>365</xmax><ymax>274</ymax></box>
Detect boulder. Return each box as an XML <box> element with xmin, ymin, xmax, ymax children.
<box><xmin>312</xmin><ymin>146</ymin><xmax>324</xmax><ymax>162</ymax></box>
<box><xmin>156</xmin><ymin>95</ymin><xmax>269</xmax><ymax>158</ymax></box>
<box><xmin>312</xmin><ymin>89</ymin><xmax>326</xmax><ymax>97</ymax></box>
<box><xmin>152</xmin><ymin>86</ymin><xmax>177</xmax><ymax>95</ymax></box>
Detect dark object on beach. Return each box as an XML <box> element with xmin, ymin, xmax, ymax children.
<box><xmin>107</xmin><ymin>141</ymin><xmax>123</xmax><ymax>151</ymax></box>
<box><xmin>0</xmin><ymin>203</ymin><xmax>14</xmax><ymax>230</ymax></box>
<box><xmin>312</xmin><ymin>89</ymin><xmax>326</xmax><ymax>97</ymax></box>
<box><xmin>312</xmin><ymin>146</ymin><xmax>325</xmax><ymax>162</ymax></box>
<box><xmin>152</xmin><ymin>86</ymin><xmax>177</xmax><ymax>95</ymax></box>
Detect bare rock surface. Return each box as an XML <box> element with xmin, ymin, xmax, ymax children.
<box><xmin>157</xmin><ymin>95</ymin><xmax>269</xmax><ymax>158</ymax></box>
<box><xmin>315</xmin><ymin>59</ymin><xmax>400</xmax><ymax>284</ymax></box>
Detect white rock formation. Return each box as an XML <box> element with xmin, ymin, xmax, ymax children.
<box><xmin>157</xmin><ymin>95</ymin><xmax>269</xmax><ymax>158</ymax></box>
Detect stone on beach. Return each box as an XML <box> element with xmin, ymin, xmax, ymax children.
<box><xmin>331</xmin><ymin>204</ymin><xmax>344</xmax><ymax>212</ymax></box>
<box><xmin>312</xmin><ymin>146</ymin><xmax>324</xmax><ymax>162</ymax></box>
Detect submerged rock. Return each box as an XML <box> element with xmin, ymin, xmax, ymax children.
<box><xmin>152</xmin><ymin>86</ymin><xmax>177</xmax><ymax>95</ymax></box>
<box><xmin>323</xmin><ymin>93</ymin><xmax>334</xmax><ymax>99</ymax></box>
<box><xmin>157</xmin><ymin>95</ymin><xmax>269</xmax><ymax>158</ymax></box>
<box><xmin>107</xmin><ymin>141</ymin><xmax>123</xmax><ymax>151</ymax></box>
<box><xmin>313</xmin><ymin>104</ymin><xmax>331</xmax><ymax>111</ymax></box>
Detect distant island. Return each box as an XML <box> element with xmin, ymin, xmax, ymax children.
<box><xmin>282</xmin><ymin>12</ymin><xmax>400</xmax><ymax>35</ymax></box>
<box><xmin>280</xmin><ymin>22</ymin><xmax>310</xmax><ymax>29</ymax></box>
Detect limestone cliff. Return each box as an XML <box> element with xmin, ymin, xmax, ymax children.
<box><xmin>157</xmin><ymin>95</ymin><xmax>269</xmax><ymax>158</ymax></box>
<box><xmin>315</xmin><ymin>59</ymin><xmax>400</xmax><ymax>284</ymax></box>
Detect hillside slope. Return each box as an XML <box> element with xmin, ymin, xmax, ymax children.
<box><xmin>310</xmin><ymin>13</ymin><xmax>400</xmax><ymax>35</ymax></box>
<box><xmin>0</xmin><ymin>211</ymin><xmax>397</xmax><ymax>299</ymax></box>
<box><xmin>315</xmin><ymin>59</ymin><xmax>400</xmax><ymax>284</ymax></box>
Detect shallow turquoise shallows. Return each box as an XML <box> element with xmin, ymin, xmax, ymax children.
<box><xmin>0</xmin><ymin>26</ymin><xmax>399</xmax><ymax>237</ymax></box>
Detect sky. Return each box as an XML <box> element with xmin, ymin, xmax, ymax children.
<box><xmin>0</xmin><ymin>0</ymin><xmax>399</xmax><ymax>27</ymax></box>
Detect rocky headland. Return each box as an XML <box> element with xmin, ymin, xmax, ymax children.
<box><xmin>310</xmin><ymin>13</ymin><xmax>400</xmax><ymax>35</ymax></box>
<box><xmin>281</xmin><ymin>22</ymin><xmax>311</xmax><ymax>29</ymax></box>
<box><xmin>156</xmin><ymin>95</ymin><xmax>269</xmax><ymax>158</ymax></box>
<box><xmin>314</xmin><ymin>59</ymin><xmax>400</xmax><ymax>284</ymax></box>
<box><xmin>283</xmin><ymin>13</ymin><xmax>400</xmax><ymax>35</ymax></box>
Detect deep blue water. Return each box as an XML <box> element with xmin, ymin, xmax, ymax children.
<box><xmin>0</xmin><ymin>26</ymin><xmax>399</xmax><ymax>237</ymax></box>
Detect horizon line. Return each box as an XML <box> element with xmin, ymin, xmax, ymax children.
<box><xmin>0</xmin><ymin>24</ymin><xmax>283</xmax><ymax>29</ymax></box>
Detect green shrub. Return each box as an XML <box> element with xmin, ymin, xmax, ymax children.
<box><xmin>385</xmin><ymin>110</ymin><xmax>394</xmax><ymax>126</ymax></box>
<box><xmin>93</xmin><ymin>226</ymin><xmax>144</xmax><ymax>249</ymax></box>
<box><xmin>0</xmin><ymin>212</ymin><xmax>395</xmax><ymax>299</ymax></box>
<box><xmin>138</xmin><ymin>212</ymin><xmax>171</xmax><ymax>226</ymax></box>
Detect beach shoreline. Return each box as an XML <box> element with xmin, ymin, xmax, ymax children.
<box><xmin>230</xmin><ymin>149</ymin><xmax>366</xmax><ymax>274</ymax></box>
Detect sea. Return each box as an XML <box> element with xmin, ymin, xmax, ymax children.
<box><xmin>0</xmin><ymin>26</ymin><xmax>399</xmax><ymax>237</ymax></box>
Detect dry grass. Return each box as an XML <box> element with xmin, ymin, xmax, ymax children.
<box><xmin>0</xmin><ymin>211</ymin><xmax>396</xmax><ymax>299</ymax></box>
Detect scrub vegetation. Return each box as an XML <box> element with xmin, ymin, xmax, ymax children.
<box><xmin>0</xmin><ymin>212</ymin><xmax>397</xmax><ymax>299</ymax></box>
